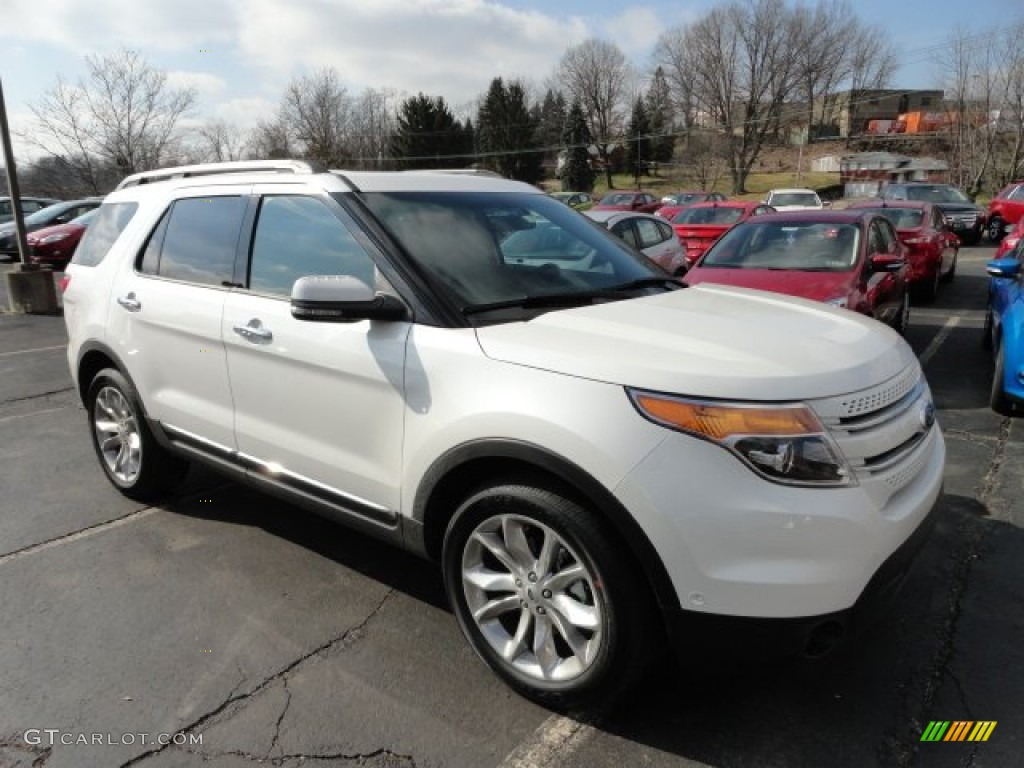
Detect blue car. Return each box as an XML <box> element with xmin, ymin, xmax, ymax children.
<box><xmin>984</xmin><ymin>236</ymin><xmax>1024</xmax><ymax>415</ymax></box>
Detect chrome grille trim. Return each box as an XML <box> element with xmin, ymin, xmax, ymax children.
<box><xmin>831</xmin><ymin>366</ymin><xmax>921</xmax><ymax>421</ymax></box>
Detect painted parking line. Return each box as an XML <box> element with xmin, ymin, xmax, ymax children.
<box><xmin>919</xmin><ymin>316</ymin><xmax>960</xmax><ymax>367</ymax></box>
<box><xmin>0</xmin><ymin>344</ymin><xmax>65</xmax><ymax>358</ymax></box>
<box><xmin>0</xmin><ymin>406</ymin><xmax>70</xmax><ymax>424</ymax></box>
<box><xmin>498</xmin><ymin>713</ymin><xmax>598</xmax><ymax>768</ymax></box>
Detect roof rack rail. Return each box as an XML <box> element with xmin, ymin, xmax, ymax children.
<box><xmin>115</xmin><ymin>160</ymin><xmax>323</xmax><ymax>190</ymax></box>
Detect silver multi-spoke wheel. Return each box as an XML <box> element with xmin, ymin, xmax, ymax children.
<box><xmin>92</xmin><ymin>385</ymin><xmax>142</xmax><ymax>484</ymax></box>
<box><xmin>461</xmin><ymin>514</ymin><xmax>603</xmax><ymax>683</ymax></box>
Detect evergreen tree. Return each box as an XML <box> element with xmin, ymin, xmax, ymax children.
<box><xmin>390</xmin><ymin>93</ymin><xmax>468</xmax><ymax>169</ymax></box>
<box><xmin>560</xmin><ymin>100</ymin><xmax>594</xmax><ymax>193</ymax></box>
<box><xmin>625</xmin><ymin>96</ymin><xmax>652</xmax><ymax>184</ymax></box>
<box><xmin>646</xmin><ymin>67</ymin><xmax>675</xmax><ymax>168</ymax></box>
<box><xmin>476</xmin><ymin>78</ymin><xmax>544</xmax><ymax>184</ymax></box>
<box><xmin>535</xmin><ymin>89</ymin><xmax>567</xmax><ymax>171</ymax></box>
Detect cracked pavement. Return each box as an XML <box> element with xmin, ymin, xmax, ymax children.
<box><xmin>1</xmin><ymin>254</ymin><xmax>1022</xmax><ymax>767</ymax></box>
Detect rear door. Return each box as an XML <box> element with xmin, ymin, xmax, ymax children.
<box><xmin>107</xmin><ymin>189</ymin><xmax>248</xmax><ymax>451</ymax></box>
<box><xmin>222</xmin><ymin>188</ymin><xmax>410</xmax><ymax>521</ymax></box>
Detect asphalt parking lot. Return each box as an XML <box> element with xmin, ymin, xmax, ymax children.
<box><xmin>1</xmin><ymin>250</ymin><xmax>1021</xmax><ymax>768</ymax></box>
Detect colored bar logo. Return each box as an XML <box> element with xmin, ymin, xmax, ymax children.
<box><xmin>920</xmin><ymin>721</ymin><xmax>997</xmax><ymax>742</ymax></box>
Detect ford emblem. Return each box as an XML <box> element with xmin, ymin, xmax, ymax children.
<box><xmin>920</xmin><ymin>402</ymin><xmax>936</xmax><ymax>429</ymax></box>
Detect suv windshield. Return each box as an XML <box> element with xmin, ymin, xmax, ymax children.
<box><xmin>358</xmin><ymin>191</ymin><xmax>667</xmax><ymax>312</ymax></box>
<box><xmin>898</xmin><ymin>185</ymin><xmax>970</xmax><ymax>204</ymax></box>
<box><xmin>701</xmin><ymin>221</ymin><xmax>860</xmax><ymax>272</ymax></box>
<box><xmin>769</xmin><ymin>192</ymin><xmax>819</xmax><ymax>207</ymax></box>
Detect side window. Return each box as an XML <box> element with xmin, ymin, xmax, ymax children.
<box><xmin>611</xmin><ymin>221</ymin><xmax>640</xmax><ymax>249</ymax></box>
<box><xmin>158</xmin><ymin>196</ymin><xmax>246</xmax><ymax>286</ymax></box>
<box><xmin>1009</xmin><ymin>186</ymin><xmax>1024</xmax><ymax>202</ymax></box>
<box><xmin>138</xmin><ymin>211</ymin><xmax>170</xmax><ymax>275</ymax></box>
<box><xmin>868</xmin><ymin>221</ymin><xmax>885</xmax><ymax>254</ymax></box>
<box><xmin>879</xmin><ymin>220</ymin><xmax>898</xmax><ymax>253</ymax></box>
<box><xmin>72</xmin><ymin>202</ymin><xmax>139</xmax><ymax>267</ymax></box>
<box><xmin>248</xmin><ymin>195</ymin><xmax>377</xmax><ymax>297</ymax></box>
<box><xmin>635</xmin><ymin>217</ymin><xmax>666</xmax><ymax>248</ymax></box>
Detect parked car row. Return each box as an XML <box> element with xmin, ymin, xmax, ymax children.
<box><xmin>0</xmin><ymin>197</ymin><xmax>103</xmax><ymax>268</ymax></box>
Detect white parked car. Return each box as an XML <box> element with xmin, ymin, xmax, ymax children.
<box><xmin>764</xmin><ymin>188</ymin><xmax>826</xmax><ymax>211</ymax></box>
<box><xmin>62</xmin><ymin>160</ymin><xmax>944</xmax><ymax>707</ymax></box>
<box><xmin>584</xmin><ymin>210</ymin><xmax>686</xmax><ymax>272</ymax></box>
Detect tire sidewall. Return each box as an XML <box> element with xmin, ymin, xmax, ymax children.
<box><xmin>86</xmin><ymin>368</ymin><xmax>146</xmax><ymax>491</ymax></box>
<box><xmin>442</xmin><ymin>484</ymin><xmax>642</xmax><ymax>707</ymax></box>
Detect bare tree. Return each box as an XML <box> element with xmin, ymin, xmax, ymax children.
<box><xmin>792</xmin><ymin>1</ymin><xmax>855</xmax><ymax>139</ymax></box>
<box><xmin>992</xmin><ymin>24</ymin><xmax>1024</xmax><ymax>188</ymax></box>
<box><xmin>349</xmin><ymin>88</ymin><xmax>397</xmax><ymax>169</ymax></box>
<box><xmin>192</xmin><ymin>119</ymin><xmax>247</xmax><ymax>163</ymax></box>
<box><xmin>657</xmin><ymin>0</ymin><xmax>802</xmax><ymax>194</ymax></box>
<box><xmin>25</xmin><ymin>49</ymin><xmax>196</xmax><ymax>192</ymax></box>
<box><xmin>247</xmin><ymin>116</ymin><xmax>294</xmax><ymax>160</ymax></box>
<box><xmin>280</xmin><ymin>68</ymin><xmax>353</xmax><ymax>166</ymax></box>
<box><xmin>557</xmin><ymin>39</ymin><xmax>631</xmax><ymax>189</ymax></box>
<box><xmin>847</xmin><ymin>23</ymin><xmax>897</xmax><ymax>114</ymax></box>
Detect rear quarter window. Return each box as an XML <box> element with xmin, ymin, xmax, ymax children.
<box><xmin>71</xmin><ymin>202</ymin><xmax>139</xmax><ymax>267</ymax></box>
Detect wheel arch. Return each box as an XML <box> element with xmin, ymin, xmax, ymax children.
<box><xmin>412</xmin><ymin>439</ymin><xmax>681</xmax><ymax>613</ymax></box>
<box><xmin>76</xmin><ymin>341</ymin><xmax>131</xmax><ymax>406</ymax></box>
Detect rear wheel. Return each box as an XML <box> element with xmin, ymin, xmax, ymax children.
<box><xmin>442</xmin><ymin>483</ymin><xmax>658</xmax><ymax>708</ymax></box>
<box><xmin>87</xmin><ymin>368</ymin><xmax>189</xmax><ymax>501</ymax></box>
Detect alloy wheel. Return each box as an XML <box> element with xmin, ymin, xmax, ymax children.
<box><xmin>92</xmin><ymin>386</ymin><xmax>142</xmax><ymax>484</ymax></box>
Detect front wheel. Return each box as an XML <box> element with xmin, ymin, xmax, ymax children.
<box><xmin>990</xmin><ymin>345</ymin><xmax>1015</xmax><ymax>416</ymax></box>
<box><xmin>87</xmin><ymin>368</ymin><xmax>189</xmax><ymax>501</ymax></box>
<box><xmin>893</xmin><ymin>292</ymin><xmax>910</xmax><ymax>335</ymax></box>
<box><xmin>442</xmin><ymin>483</ymin><xmax>658</xmax><ymax>708</ymax></box>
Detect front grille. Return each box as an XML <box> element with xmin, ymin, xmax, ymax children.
<box><xmin>812</xmin><ymin>365</ymin><xmax>936</xmax><ymax>497</ymax></box>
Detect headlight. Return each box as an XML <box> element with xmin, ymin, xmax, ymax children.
<box><xmin>39</xmin><ymin>233</ymin><xmax>69</xmax><ymax>244</ymax></box>
<box><xmin>825</xmin><ymin>296</ymin><xmax>848</xmax><ymax>307</ymax></box>
<box><xmin>628</xmin><ymin>390</ymin><xmax>854</xmax><ymax>486</ymax></box>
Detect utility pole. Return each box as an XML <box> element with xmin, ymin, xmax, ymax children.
<box><xmin>0</xmin><ymin>77</ymin><xmax>30</xmax><ymax>266</ymax></box>
<box><xmin>1</xmin><ymin>76</ymin><xmax>58</xmax><ymax>313</ymax></box>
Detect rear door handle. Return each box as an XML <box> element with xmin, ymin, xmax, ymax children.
<box><xmin>232</xmin><ymin>319</ymin><xmax>273</xmax><ymax>343</ymax></box>
<box><xmin>117</xmin><ymin>293</ymin><xmax>141</xmax><ymax>312</ymax></box>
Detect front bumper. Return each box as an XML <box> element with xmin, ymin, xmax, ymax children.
<box><xmin>661</xmin><ymin>494</ymin><xmax>938</xmax><ymax>658</ymax></box>
<box><xmin>614</xmin><ymin>418</ymin><xmax>945</xmax><ymax>620</ymax></box>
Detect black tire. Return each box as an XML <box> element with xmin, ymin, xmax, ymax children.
<box><xmin>942</xmin><ymin>251</ymin><xmax>957</xmax><ymax>283</ymax></box>
<box><xmin>982</xmin><ymin>309</ymin><xmax>993</xmax><ymax>351</ymax></box>
<box><xmin>988</xmin><ymin>217</ymin><xmax>1004</xmax><ymax>244</ymax></box>
<box><xmin>442</xmin><ymin>483</ymin><xmax>659</xmax><ymax>709</ymax></box>
<box><xmin>990</xmin><ymin>345</ymin><xmax>1015</xmax><ymax>416</ymax></box>
<box><xmin>915</xmin><ymin>268</ymin><xmax>940</xmax><ymax>304</ymax></box>
<box><xmin>86</xmin><ymin>368</ymin><xmax>189</xmax><ymax>502</ymax></box>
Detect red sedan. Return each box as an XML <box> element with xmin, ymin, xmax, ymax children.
<box><xmin>26</xmin><ymin>208</ymin><xmax>98</xmax><ymax>270</ymax></box>
<box><xmin>670</xmin><ymin>201</ymin><xmax>775</xmax><ymax>271</ymax></box>
<box><xmin>591</xmin><ymin>190</ymin><xmax>662</xmax><ymax>214</ymax></box>
<box><xmin>655</xmin><ymin>191</ymin><xmax>726</xmax><ymax>220</ymax></box>
<box><xmin>685</xmin><ymin>210</ymin><xmax>911</xmax><ymax>334</ymax></box>
<box><xmin>846</xmin><ymin>200</ymin><xmax>957</xmax><ymax>302</ymax></box>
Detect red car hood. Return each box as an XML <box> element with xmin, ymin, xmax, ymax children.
<box><xmin>685</xmin><ymin>266</ymin><xmax>854</xmax><ymax>302</ymax></box>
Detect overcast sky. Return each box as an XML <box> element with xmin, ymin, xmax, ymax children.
<box><xmin>1</xmin><ymin>0</ymin><xmax>1021</xmax><ymax>160</ymax></box>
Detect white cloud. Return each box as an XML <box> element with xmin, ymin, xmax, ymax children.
<box><xmin>233</xmin><ymin>0</ymin><xmax>591</xmax><ymax>104</ymax></box>
<box><xmin>601</xmin><ymin>7</ymin><xmax>666</xmax><ymax>58</ymax></box>
<box><xmin>3</xmin><ymin>0</ymin><xmax>235</xmax><ymax>52</ymax></box>
<box><xmin>166</xmin><ymin>71</ymin><xmax>227</xmax><ymax>97</ymax></box>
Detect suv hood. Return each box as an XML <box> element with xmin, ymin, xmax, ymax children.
<box><xmin>933</xmin><ymin>202</ymin><xmax>982</xmax><ymax>214</ymax></box>
<box><xmin>475</xmin><ymin>284</ymin><xmax>915</xmax><ymax>401</ymax></box>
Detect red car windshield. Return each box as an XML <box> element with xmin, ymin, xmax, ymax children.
<box><xmin>702</xmin><ymin>221</ymin><xmax>860</xmax><ymax>272</ymax></box>
<box><xmin>599</xmin><ymin>193</ymin><xmax>638</xmax><ymax>206</ymax></box>
<box><xmin>673</xmin><ymin>207</ymin><xmax>745</xmax><ymax>226</ymax></box>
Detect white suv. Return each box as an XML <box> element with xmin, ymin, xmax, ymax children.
<box><xmin>63</xmin><ymin>161</ymin><xmax>945</xmax><ymax>706</ymax></box>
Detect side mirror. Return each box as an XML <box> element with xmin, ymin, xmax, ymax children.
<box><xmin>986</xmin><ymin>258</ymin><xmax>1022</xmax><ymax>279</ymax></box>
<box><xmin>869</xmin><ymin>253</ymin><xmax>905</xmax><ymax>273</ymax></box>
<box><xmin>821</xmin><ymin>200</ymin><xmax>831</xmax><ymax>208</ymax></box>
<box><xmin>290</xmin><ymin>275</ymin><xmax>408</xmax><ymax>322</ymax></box>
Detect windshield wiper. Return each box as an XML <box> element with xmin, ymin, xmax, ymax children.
<box><xmin>462</xmin><ymin>277</ymin><xmax>684</xmax><ymax>316</ymax></box>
